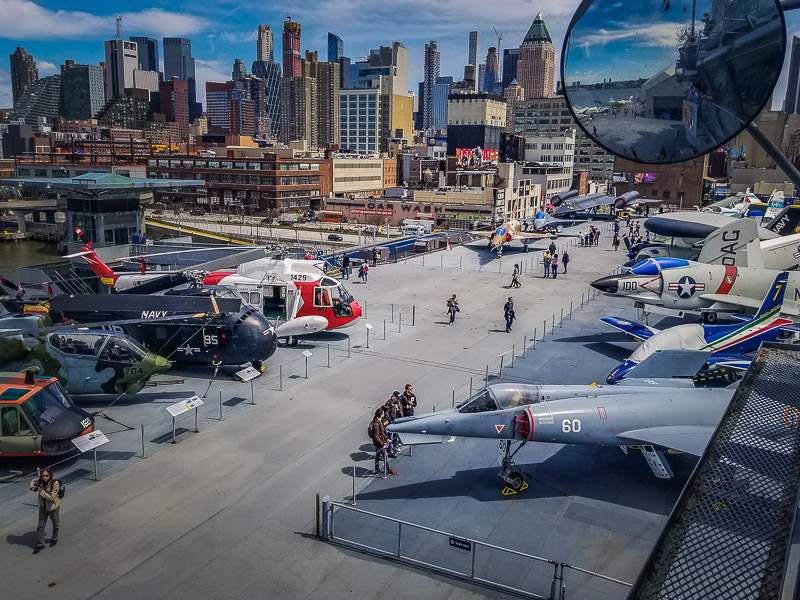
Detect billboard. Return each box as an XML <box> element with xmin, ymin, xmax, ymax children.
<box><xmin>634</xmin><ymin>173</ymin><xmax>657</xmax><ymax>183</ymax></box>
<box><xmin>456</xmin><ymin>147</ymin><xmax>499</xmax><ymax>174</ymax></box>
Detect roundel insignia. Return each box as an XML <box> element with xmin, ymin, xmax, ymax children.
<box><xmin>725</xmin><ymin>275</ymin><xmax>733</xmax><ymax>284</ymax></box>
<box><xmin>668</xmin><ymin>276</ymin><xmax>706</xmax><ymax>299</ymax></box>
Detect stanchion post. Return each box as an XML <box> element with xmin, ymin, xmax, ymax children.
<box><xmin>93</xmin><ymin>447</ymin><xmax>99</xmax><ymax>481</ymax></box>
<box><xmin>523</xmin><ymin>336</ymin><xmax>527</xmax><ymax>358</ymax></box>
<box><xmin>452</xmin><ymin>390</ymin><xmax>455</xmax><ymax>407</ymax></box>
<box><xmin>542</xmin><ymin>319</ymin><xmax>547</xmax><ymax>340</ymax></box>
<box><xmin>499</xmin><ymin>355</ymin><xmax>505</xmax><ymax>378</ymax></box>
<box><xmin>383</xmin><ymin>448</ymin><xmax>388</xmax><ymax>479</ymax></box>
<box><xmin>250</xmin><ymin>379</ymin><xmax>255</xmax><ymax>404</ymax></box>
<box><xmin>391</xmin><ymin>303</ymin><xmax>394</xmax><ymax>323</ymax></box>
<box><xmin>560</xmin><ymin>308</ymin><xmax>564</xmax><ymax>327</ymax></box>
<box><xmin>485</xmin><ymin>364</ymin><xmax>489</xmax><ymax>385</ymax></box>
<box><xmin>327</xmin><ymin>344</ymin><xmax>331</xmax><ymax>368</ymax></box>
<box><xmin>141</xmin><ymin>424</ymin><xmax>146</xmax><ymax>459</ymax></box>
<box><xmin>194</xmin><ymin>405</ymin><xmax>199</xmax><ymax>432</ymax></box>
<box><xmin>469</xmin><ymin>376</ymin><xmax>473</xmax><ymax>396</ymax></box>
<box><xmin>172</xmin><ymin>416</ymin><xmax>176</xmax><ymax>444</ymax></box>
<box><xmin>384</xmin><ymin>319</ymin><xmax>386</xmax><ymax>340</ymax></box>
<box><xmin>412</xmin><ymin>306</ymin><xmax>415</xmax><ymax>326</ymax></box>
<box><xmin>581</xmin><ymin>292</ymin><xmax>584</xmax><ymax>308</ymax></box>
<box><xmin>533</xmin><ymin>328</ymin><xmax>537</xmax><ymax>350</ymax></box>
<box><xmin>348</xmin><ymin>337</ymin><xmax>351</xmax><ymax>358</ymax></box>
<box><xmin>511</xmin><ymin>345</ymin><xmax>516</xmax><ymax>368</ymax></box>
<box><xmin>219</xmin><ymin>390</ymin><xmax>223</xmax><ymax>421</ymax></box>
<box><xmin>352</xmin><ymin>466</ymin><xmax>357</xmax><ymax>506</ymax></box>
<box><xmin>399</xmin><ymin>313</ymin><xmax>402</xmax><ymax>333</ymax></box>
<box><xmin>279</xmin><ymin>364</ymin><xmax>283</xmax><ymax>391</ymax></box>
<box><xmin>570</xmin><ymin>301</ymin><xmax>573</xmax><ymax>319</ymax></box>
<box><xmin>552</xmin><ymin>314</ymin><xmax>556</xmax><ymax>334</ymax></box>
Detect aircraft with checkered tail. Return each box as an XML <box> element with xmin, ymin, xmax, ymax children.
<box><xmin>590</xmin><ymin>219</ymin><xmax>800</xmax><ymax>322</ymax></box>
<box><xmin>601</xmin><ymin>271</ymin><xmax>799</xmax><ymax>383</ymax></box>
<box><xmin>388</xmin><ymin>367</ymin><xmax>734</xmax><ymax>489</ymax></box>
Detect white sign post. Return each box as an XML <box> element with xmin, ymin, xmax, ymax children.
<box><xmin>71</xmin><ymin>430</ymin><xmax>110</xmax><ymax>481</ymax></box>
<box><xmin>302</xmin><ymin>349</ymin><xmax>313</xmax><ymax>379</ymax></box>
<box><xmin>166</xmin><ymin>396</ymin><xmax>204</xmax><ymax>443</ymax></box>
<box><xmin>365</xmin><ymin>323</ymin><xmax>373</xmax><ymax>349</ymax></box>
<box><xmin>236</xmin><ymin>366</ymin><xmax>261</xmax><ymax>405</ymax></box>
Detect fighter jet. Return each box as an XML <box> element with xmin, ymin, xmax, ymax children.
<box><xmin>388</xmin><ymin>371</ymin><xmax>733</xmax><ymax>490</ymax></box>
<box><xmin>475</xmin><ymin>217</ymin><xmax>557</xmax><ymax>256</ymax></box>
<box><xmin>552</xmin><ymin>190</ymin><xmax>660</xmax><ymax>217</ymax></box>
<box><xmin>591</xmin><ymin>220</ymin><xmax>800</xmax><ymax>321</ymax></box>
<box><xmin>601</xmin><ymin>271</ymin><xmax>798</xmax><ymax>383</ymax></box>
<box><xmin>594</xmin><ymin>95</ymin><xmax>634</xmax><ymax>109</ymax></box>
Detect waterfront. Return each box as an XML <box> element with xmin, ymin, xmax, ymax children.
<box><xmin>0</xmin><ymin>240</ymin><xmax>61</xmax><ymax>276</ymax></box>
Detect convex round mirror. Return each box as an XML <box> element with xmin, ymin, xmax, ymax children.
<box><xmin>561</xmin><ymin>0</ymin><xmax>786</xmax><ymax>163</ymax></box>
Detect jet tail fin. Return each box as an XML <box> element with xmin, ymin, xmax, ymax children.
<box><xmin>754</xmin><ymin>271</ymin><xmax>789</xmax><ymax>318</ymax></box>
<box><xmin>697</xmin><ymin>218</ymin><xmax>762</xmax><ymax>269</ymax></box>
<box><xmin>70</xmin><ymin>228</ymin><xmax>116</xmax><ymax>283</ymax></box>
<box><xmin>627</xmin><ymin>349</ymin><xmax>711</xmax><ymax>380</ymax></box>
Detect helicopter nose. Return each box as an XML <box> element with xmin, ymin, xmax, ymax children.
<box><xmin>153</xmin><ymin>354</ymin><xmax>172</xmax><ymax>371</ymax></box>
<box><xmin>351</xmin><ymin>301</ymin><xmax>363</xmax><ymax>320</ymax></box>
<box><xmin>590</xmin><ymin>275</ymin><xmax>619</xmax><ymax>294</ymax></box>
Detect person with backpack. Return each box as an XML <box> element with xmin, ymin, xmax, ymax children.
<box><xmin>370</xmin><ymin>408</ymin><xmax>397</xmax><ymax>475</ymax></box>
<box><xmin>447</xmin><ymin>294</ymin><xmax>460</xmax><ymax>324</ymax></box>
<box><xmin>551</xmin><ymin>253</ymin><xmax>559</xmax><ymax>279</ymax></box>
<box><xmin>30</xmin><ymin>467</ymin><xmax>61</xmax><ymax>553</ymax></box>
<box><xmin>511</xmin><ymin>264</ymin><xmax>521</xmax><ymax>288</ymax></box>
<box><xmin>503</xmin><ymin>297</ymin><xmax>516</xmax><ymax>333</ymax></box>
<box><xmin>543</xmin><ymin>252</ymin><xmax>551</xmax><ymax>278</ymax></box>
<box><xmin>562</xmin><ymin>251</ymin><xmax>570</xmax><ymax>274</ymax></box>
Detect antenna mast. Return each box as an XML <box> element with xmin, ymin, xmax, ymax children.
<box><xmin>115</xmin><ymin>15</ymin><xmax>122</xmax><ymax>40</ymax></box>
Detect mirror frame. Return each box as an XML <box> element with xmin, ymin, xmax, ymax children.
<box><xmin>559</xmin><ymin>0</ymin><xmax>787</xmax><ymax>164</ymax></box>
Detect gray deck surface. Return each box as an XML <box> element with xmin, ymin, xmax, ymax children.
<box><xmin>1</xmin><ymin>227</ymin><xmax>796</xmax><ymax>600</ymax></box>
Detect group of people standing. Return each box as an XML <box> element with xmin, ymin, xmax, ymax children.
<box><xmin>581</xmin><ymin>227</ymin><xmax>601</xmax><ymax>247</ymax></box>
<box><xmin>340</xmin><ymin>254</ymin><xmax>370</xmax><ymax>283</ymax></box>
<box><xmin>369</xmin><ymin>384</ymin><xmax>418</xmax><ymax>475</ymax></box>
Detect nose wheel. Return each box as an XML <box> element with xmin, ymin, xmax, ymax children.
<box><xmin>499</xmin><ymin>440</ymin><xmax>528</xmax><ymax>494</ymax></box>
<box><xmin>283</xmin><ymin>336</ymin><xmax>299</xmax><ymax>347</ymax></box>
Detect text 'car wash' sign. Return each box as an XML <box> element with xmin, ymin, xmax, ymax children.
<box><xmin>351</xmin><ymin>209</ymin><xmax>394</xmax><ymax>215</ymax></box>
<box><xmin>449</xmin><ymin>536</ymin><xmax>472</xmax><ymax>551</ymax></box>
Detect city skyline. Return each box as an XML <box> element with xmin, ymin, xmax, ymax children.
<box><xmin>2</xmin><ymin>0</ymin><xmax>799</xmax><ymax>111</ymax></box>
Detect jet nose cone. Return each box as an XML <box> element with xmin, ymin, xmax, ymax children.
<box><xmin>590</xmin><ymin>275</ymin><xmax>619</xmax><ymax>294</ymax></box>
<box><xmin>351</xmin><ymin>301</ymin><xmax>362</xmax><ymax>320</ymax></box>
<box><xmin>154</xmin><ymin>354</ymin><xmax>172</xmax><ymax>371</ymax></box>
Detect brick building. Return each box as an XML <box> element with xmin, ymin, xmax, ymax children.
<box><xmin>613</xmin><ymin>155</ymin><xmax>708</xmax><ymax>208</ymax></box>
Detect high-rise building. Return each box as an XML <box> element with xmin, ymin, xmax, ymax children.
<box><xmin>232</xmin><ymin>59</ymin><xmax>247</xmax><ymax>81</ymax></box>
<box><xmin>61</xmin><ymin>64</ymin><xmax>105</xmax><ymax>120</ymax></box>
<box><xmin>206</xmin><ymin>80</ymin><xmax>256</xmax><ymax>136</ymax></box>
<box><xmin>282</xmin><ymin>20</ymin><xmax>302</xmax><ymax>78</ymax></box>
<box><xmin>129</xmin><ymin>37</ymin><xmax>160</xmax><ymax>75</ymax></box>
<box><xmin>339</xmin><ymin>85</ymin><xmax>381</xmax><ymax>152</ymax></box>
<box><xmin>243</xmin><ymin>75</ymin><xmax>270</xmax><ymax>138</ymax></box>
<box><xmin>484</xmin><ymin>47</ymin><xmax>499</xmax><ymax>93</ymax></box>
<box><xmin>351</xmin><ymin>42</ymin><xmax>413</xmax><ymax>148</ymax></box>
<box><xmin>316</xmin><ymin>58</ymin><xmax>340</xmax><ymax>147</ymax></box>
<box><xmin>279</xmin><ymin>51</ymin><xmax>339</xmax><ymax>147</ymax></box>
<box><xmin>328</xmin><ymin>33</ymin><xmax>344</xmax><ymax>63</ymax></box>
<box><xmin>468</xmin><ymin>31</ymin><xmax>481</xmax><ymax>71</ymax></box>
<box><xmin>516</xmin><ymin>13</ymin><xmax>556</xmax><ymax>100</ymax></box>
<box><xmin>423</xmin><ymin>41</ymin><xmax>440</xmax><ymax>132</ymax></box>
<box><xmin>280</xmin><ymin>76</ymin><xmax>315</xmax><ymax>144</ymax></box>
<box><xmin>432</xmin><ymin>76</ymin><xmax>454</xmax><ymax>132</ymax></box>
<box><xmin>10</xmin><ymin>47</ymin><xmax>38</xmax><ymax>104</ymax></box>
<box><xmin>252</xmin><ymin>60</ymin><xmax>282</xmax><ymax>138</ymax></box>
<box><xmin>338</xmin><ymin>56</ymin><xmax>350</xmax><ymax>89</ymax></box>
<box><xmin>133</xmin><ymin>69</ymin><xmax>159</xmax><ymax>94</ymax></box>
<box><xmin>61</xmin><ymin>60</ymin><xmax>75</xmax><ymax>74</ymax></box>
<box><xmin>163</xmin><ymin>38</ymin><xmax>200</xmax><ymax>121</ymax></box>
<box><xmin>96</xmin><ymin>88</ymin><xmax>151</xmax><ymax>129</ymax></box>
<box><xmin>104</xmin><ymin>39</ymin><xmax>138</xmax><ymax>100</ymax></box>
<box><xmin>257</xmin><ymin>25</ymin><xmax>274</xmax><ymax>62</ymax></box>
<box><xmin>9</xmin><ymin>74</ymin><xmax>60</xmax><ymax>126</ymax></box>
<box><xmin>785</xmin><ymin>36</ymin><xmax>800</xmax><ymax>115</ymax></box>
<box><xmin>503</xmin><ymin>79</ymin><xmax>525</xmax><ymax>134</ymax></box>
<box><xmin>446</xmin><ymin>91</ymin><xmax>507</xmax><ymax>155</ymax></box>
<box><xmin>159</xmin><ymin>78</ymin><xmax>189</xmax><ymax>139</ymax></box>
<box><xmin>502</xmin><ymin>48</ymin><xmax>520</xmax><ymax>89</ymax></box>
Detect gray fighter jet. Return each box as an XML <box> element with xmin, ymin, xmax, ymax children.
<box><xmin>388</xmin><ymin>363</ymin><xmax>733</xmax><ymax>491</ymax></box>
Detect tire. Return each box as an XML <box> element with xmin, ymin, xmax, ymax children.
<box><xmin>703</xmin><ymin>312</ymin><xmax>717</xmax><ymax>324</ymax></box>
<box><xmin>508</xmin><ymin>472</ymin><xmax>524</xmax><ymax>492</ymax></box>
<box><xmin>285</xmin><ymin>336</ymin><xmax>299</xmax><ymax>347</ymax></box>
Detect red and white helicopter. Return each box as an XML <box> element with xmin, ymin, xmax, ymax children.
<box><xmin>203</xmin><ymin>259</ymin><xmax>362</xmax><ymax>346</ymax></box>
<box><xmin>71</xmin><ymin>229</ymin><xmax>363</xmax><ymax>346</ymax></box>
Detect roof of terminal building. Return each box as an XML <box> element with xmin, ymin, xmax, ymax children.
<box><xmin>523</xmin><ymin>12</ymin><xmax>552</xmax><ymax>44</ymax></box>
<box><xmin>0</xmin><ymin>172</ymin><xmax>203</xmax><ymax>194</ymax></box>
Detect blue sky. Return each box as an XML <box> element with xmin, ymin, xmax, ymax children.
<box><xmin>2</xmin><ymin>0</ymin><xmax>799</xmax><ymax>111</ymax></box>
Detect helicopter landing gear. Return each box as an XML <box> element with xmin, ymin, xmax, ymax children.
<box><xmin>283</xmin><ymin>336</ymin><xmax>299</xmax><ymax>347</ymax></box>
<box><xmin>499</xmin><ymin>440</ymin><xmax>528</xmax><ymax>493</ymax></box>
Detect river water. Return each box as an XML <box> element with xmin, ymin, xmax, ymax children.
<box><xmin>0</xmin><ymin>241</ymin><xmax>62</xmax><ymax>278</ymax></box>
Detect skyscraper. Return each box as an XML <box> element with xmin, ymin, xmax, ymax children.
<box><xmin>328</xmin><ymin>33</ymin><xmax>344</xmax><ymax>63</ymax></box>
<box><xmin>129</xmin><ymin>37</ymin><xmax>160</xmax><ymax>75</ymax></box>
<box><xmin>252</xmin><ymin>60</ymin><xmax>282</xmax><ymax>139</ymax></box>
<box><xmin>432</xmin><ymin>76</ymin><xmax>454</xmax><ymax>132</ymax></box>
<box><xmin>423</xmin><ymin>41</ymin><xmax>440</xmax><ymax>132</ymax></box>
<box><xmin>468</xmin><ymin>31</ymin><xmax>481</xmax><ymax>92</ymax></box>
<box><xmin>10</xmin><ymin>46</ymin><xmax>38</xmax><ymax>104</ymax></box>
<box><xmin>257</xmin><ymin>25</ymin><xmax>274</xmax><ymax>62</ymax></box>
<box><xmin>502</xmin><ymin>48</ymin><xmax>520</xmax><ymax>89</ymax></box>
<box><xmin>516</xmin><ymin>13</ymin><xmax>556</xmax><ymax>100</ymax></box>
<box><xmin>232</xmin><ymin>59</ymin><xmax>247</xmax><ymax>81</ymax></box>
<box><xmin>484</xmin><ymin>47</ymin><xmax>499</xmax><ymax>93</ymax></box>
<box><xmin>9</xmin><ymin>74</ymin><xmax>61</xmax><ymax>125</ymax></box>
<box><xmin>785</xmin><ymin>36</ymin><xmax>800</xmax><ymax>114</ymax></box>
<box><xmin>503</xmin><ymin>79</ymin><xmax>525</xmax><ymax>134</ymax></box>
<box><xmin>163</xmin><ymin>38</ymin><xmax>200</xmax><ymax>121</ymax></box>
<box><xmin>279</xmin><ymin>51</ymin><xmax>339</xmax><ymax>147</ymax></box>
<box><xmin>282</xmin><ymin>20</ymin><xmax>302</xmax><ymax>78</ymax></box>
<box><xmin>206</xmin><ymin>80</ymin><xmax>256</xmax><ymax>136</ymax></box>
<box><xmin>160</xmin><ymin>78</ymin><xmax>190</xmax><ymax>139</ymax></box>
<box><xmin>104</xmin><ymin>39</ymin><xmax>138</xmax><ymax>99</ymax></box>
<box><xmin>61</xmin><ymin>64</ymin><xmax>105</xmax><ymax>120</ymax></box>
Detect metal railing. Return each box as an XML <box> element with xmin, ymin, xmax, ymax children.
<box><xmin>318</xmin><ymin>497</ymin><xmax>632</xmax><ymax>600</ymax></box>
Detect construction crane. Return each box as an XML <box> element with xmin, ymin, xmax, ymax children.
<box><xmin>493</xmin><ymin>26</ymin><xmax>503</xmax><ymax>83</ymax></box>
<box><xmin>115</xmin><ymin>15</ymin><xmax>122</xmax><ymax>40</ymax></box>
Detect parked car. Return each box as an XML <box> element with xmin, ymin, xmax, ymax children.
<box><xmin>190</xmin><ymin>209</ymin><xmax>205</xmax><ymax>216</ymax></box>
<box><xmin>327</xmin><ymin>233</ymin><xmax>343</xmax><ymax>241</ymax></box>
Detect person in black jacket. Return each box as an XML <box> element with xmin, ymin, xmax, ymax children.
<box><xmin>341</xmin><ymin>254</ymin><xmax>350</xmax><ymax>280</ymax></box>
<box><xmin>504</xmin><ymin>297</ymin><xmax>515</xmax><ymax>333</ymax></box>
<box><xmin>400</xmin><ymin>384</ymin><xmax>417</xmax><ymax>416</ymax></box>
<box><xmin>370</xmin><ymin>409</ymin><xmax>397</xmax><ymax>475</ymax></box>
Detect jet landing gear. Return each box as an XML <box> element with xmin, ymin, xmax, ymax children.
<box><xmin>283</xmin><ymin>336</ymin><xmax>299</xmax><ymax>347</ymax></box>
<box><xmin>499</xmin><ymin>440</ymin><xmax>528</xmax><ymax>494</ymax></box>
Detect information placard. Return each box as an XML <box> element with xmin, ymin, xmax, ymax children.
<box><xmin>166</xmin><ymin>395</ymin><xmax>204</xmax><ymax>418</ymax></box>
<box><xmin>235</xmin><ymin>366</ymin><xmax>262</xmax><ymax>382</ymax></box>
<box><xmin>71</xmin><ymin>430</ymin><xmax>110</xmax><ymax>453</ymax></box>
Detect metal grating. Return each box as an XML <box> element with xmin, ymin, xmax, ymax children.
<box><xmin>629</xmin><ymin>343</ymin><xmax>800</xmax><ymax>600</ymax></box>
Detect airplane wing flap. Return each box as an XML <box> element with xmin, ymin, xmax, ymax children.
<box><xmin>395</xmin><ymin>433</ymin><xmax>455</xmax><ymax>445</ymax></box>
<box><xmin>705</xmin><ymin>355</ymin><xmax>752</xmax><ymax>371</ymax></box>
<box><xmin>517</xmin><ymin>232</ymin><xmax>557</xmax><ymax>239</ymax></box>
<box><xmin>698</xmin><ymin>294</ymin><xmax>764</xmax><ymax>311</ymax></box>
<box><xmin>617</xmin><ymin>426</ymin><xmax>716</xmax><ymax>455</ymax></box>
<box><xmin>627</xmin><ymin>349</ymin><xmax>711</xmax><ymax>379</ymax></box>
<box><xmin>600</xmin><ymin>316</ymin><xmax>658</xmax><ymax>341</ymax></box>
<box><xmin>473</xmin><ymin>231</ymin><xmax>492</xmax><ymax>238</ymax></box>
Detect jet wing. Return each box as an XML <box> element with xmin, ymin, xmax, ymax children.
<box><xmin>553</xmin><ymin>194</ymin><xmax>612</xmax><ymax>215</ymax></box>
<box><xmin>628</xmin><ymin>349</ymin><xmax>711</xmax><ymax>379</ymax></box>
<box><xmin>600</xmin><ymin>317</ymin><xmax>659</xmax><ymax>342</ymax></box>
<box><xmin>617</xmin><ymin>426</ymin><xmax>716</xmax><ymax>455</ymax></box>
<box><xmin>473</xmin><ymin>231</ymin><xmax>492</xmax><ymax>238</ymax></box>
<box><xmin>395</xmin><ymin>433</ymin><xmax>455</xmax><ymax>445</ymax></box>
<box><xmin>517</xmin><ymin>231</ymin><xmax>558</xmax><ymax>239</ymax></box>
<box><xmin>705</xmin><ymin>355</ymin><xmax>752</xmax><ymax>371</ymax></box>
<box><xmin>698</xmin><ymin>294</ymin><xmax>766</xmax><ymax>311</ymax></box>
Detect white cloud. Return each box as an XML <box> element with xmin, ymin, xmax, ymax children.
<box><xmin>37</xmin><ymin>60</ymin><xmax>58</xmax><ymax>75</ymax></box>
<box><xmin>0</xmin><ymin>1</ymin><xmax>209</xmax><ymax>40</ymax></box>
<box><xmin>194</xmin><ymin>58</ymin><xmax>231</xmax><ymax>103</ymax></box>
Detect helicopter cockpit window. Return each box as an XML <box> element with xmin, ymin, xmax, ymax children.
<box><xmin>457</xmin><ymin>390</ymin><xmax>498</xmax><ymax>414</ymax></box>
<box><xmin>314</xmin><ymin>287</ymin><xmax>333</xmax><ymax>307</ymax></box>
<box><xmin>99</xmin><ymin>337</ymin><xmax>146</xmax><ymax>363</ymax></box>
<box><xmin>336</xmin><ymin>284</ymin><xmax>354</xmax><ymax>304</ymax></box>
<box><xmin>54</xmin><ymin>334</ymin><xmax>101</xmax><ymax>356</ymax></box>
<box><xmin>22</xmin><ymin>382</ymin><xmax>70</xmax><ymax>429</ymax></box>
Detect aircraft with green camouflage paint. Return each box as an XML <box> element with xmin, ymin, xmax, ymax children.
<box><xmin>0</xmin><ymin>315</ymin><xmax>171</xmax><ymax>395</ymax></box>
